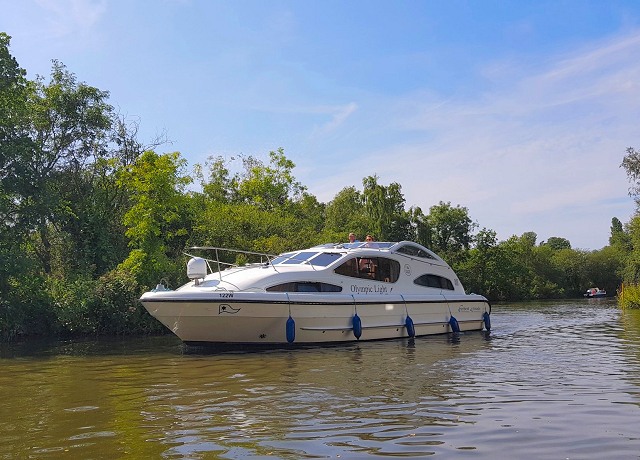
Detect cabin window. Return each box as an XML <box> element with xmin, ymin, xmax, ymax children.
<box><xmin>266</xmin><ymin>282</ymin><xmax>343</xmax><ymax>292</ymax></box>
<box><xmin>270</xmin><ymin>253</ymin><xmax>295</xmax><ymax>265</ymax></box>
<box><xmin>414</xmin><ymin>274</ymin><xmax>454</xmax><ymax>290</ymax></box>
<box><xmin>396</xmin><ymin>244</ymin><xmax>437</xmax><ymax>260</ymax></box>
<box><xmin>270</xmin><ymin>251</ymin><xmax>342</xmax><ymax>267</ymax></box>
<box><xmin>281</xmin><ymin>251</ymin><xmax>318</xmax><ymax>264</ymax></box>
<box><xmin>309</xmin><ymin>252</ymin><xmax>342</xmax><ymax>267</ymax></box>
<box><xmin>334</xmin><ymin>257</ymin><xmax>400</xmax><ymax>283</ymax></box>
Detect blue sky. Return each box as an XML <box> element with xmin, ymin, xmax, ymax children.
<box><xmin>2</xmin><ymin>0</ymin><xmax>640</xmax><ymax>250</ymax></box>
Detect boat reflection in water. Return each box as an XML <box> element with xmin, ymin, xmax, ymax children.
<box><xmin>140</xmin><ymin>241</ymin><xmax>491</xmax><ymax>346</ymax></box>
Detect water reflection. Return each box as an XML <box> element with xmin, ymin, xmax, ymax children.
<box><xmin>1</xmin><ymin>301</ymin><xmax>640</xmax><ymax>459</ymax></box>
<box><xmin>141</xmin><ymin>336</ymin><xmax>491</xmax><ymax>458</ymax></box>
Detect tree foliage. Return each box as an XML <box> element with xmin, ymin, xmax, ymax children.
<box><xmin>362</xmin><ymin>175</ymin><xmax>410</xmax><ymax>241</ymax></box>
<box><xmin>324</xmin><ymin>186</ymin><xmax>367</xmax><ymax>239</ymax></box>
<box><xmin>119</xmin><ymin>150</ymin><xmax>193</xmax><ymax>288</ymax></box>
<box><xmin>422</xmin><ymin>201</ymin><xmax>476</xmax><ymax>266</ymax></box>
<box><xmin>622</xmin><ymin>147</ymin><xmax>640</xmax><ymax>207</ymax></box>
<box><xmin>544</xmin><ymin>237</ymin><xmax>572</xmax><ymax>250</ymax></box>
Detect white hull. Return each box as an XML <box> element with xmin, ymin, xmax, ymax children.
<box><xmin>141</xmin><ymin>292</ymin><xmax>490</xmax><ymax>345</ymax></box>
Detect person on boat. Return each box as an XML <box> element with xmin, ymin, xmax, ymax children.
<box><xmin>364</xmin><ymin>234</ymin><xmax>379</xmax><ymax>251</ymax></box>
<box><xmin>359</xmin><ymin>257</ymin><xmax>377</xmax><ymax>279</ymax></box>
<box><xmin>348</xmin><ymin>232</ymin><xmax>359</xmax><ymax>243</ymax></box>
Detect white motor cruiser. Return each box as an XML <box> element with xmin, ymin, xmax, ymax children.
<box><xmin>140</xmin><ymin>241</ymin><xmax>491</xmax><ymax>345</ymax></box>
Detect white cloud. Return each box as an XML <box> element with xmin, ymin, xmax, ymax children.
<box><xmin>305</xmin><ymin>30</ymin><xmax>640</xmax><ymax>249</ymax></box>
<box><xmin>311</xmin><ymin>102</ymin><xmax>358</xmax><ymax>136</ymax></box>
<box><xmin>35</xmin><ymin>0</ymin><xmax>107</xmax><ymax>38</ymax></box>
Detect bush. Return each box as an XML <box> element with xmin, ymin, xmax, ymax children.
<box><xmin>48</xmin><ymin>275</ymin><xmax>99</xmax><ymax>335</ymax></box>
<box><xmin>618</xmin><ymin>284</ymin><xmax>640</xmax><ymax>309</ymax></box>
<box><xmin>92</xmin><ymin>269</ymin><xmax>165</xmax><ymax>335</ymax></box>
<box><xmin>0</xmin><ymin>273</ymin><xmax>56</xmax><ymax>341</ymax></box>
<box><xmin>48</xmin><ymin>269</ymin><xmax>166</xmax><ymax>336</ymax></box>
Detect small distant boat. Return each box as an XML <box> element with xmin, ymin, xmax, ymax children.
<box><xmin>584</xmin><ymin>287</ymin><xmax>607</xmax><ymax>298</ymax></box>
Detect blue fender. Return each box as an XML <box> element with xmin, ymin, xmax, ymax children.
<box><xmin>286</xmin><ymin>316</ymin><xmax>296</xmax><ymax>343</ymax></box>
<box><xmin>405</xmin><ymin>316</ymin><xmax>415</xmax><ymax>338</ymax></box>
<box><xmin>352</xmin><ymin>313</ymin><xmax>362</xmax><ymax>339</ymax></box>
<box><xmin>449</xmin><ymin>315</ymin><xmax>460</xmax><ymax>333</ymax></box>
<box><xmin>482</xmin><ymin>311</ymin><xmax>491</xmax><ymax>331</ymax></box>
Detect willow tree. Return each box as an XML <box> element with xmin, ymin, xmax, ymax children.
<box><xmin>362</xmin><ymin>175</ymin><xmax>410</xmax><ymax>241</ymax></box>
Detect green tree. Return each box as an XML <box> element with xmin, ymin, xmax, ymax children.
<box><xmin>622</xmin><ymin>147</ymin><xmax>640</xmax><ymax>207</ymax></box>
<box><xmin>584</xmin><ymin>246</ymin><xmax>624</xmax><ymax>295</ymax></box>
<box><xmin>0</xmin><ymin>34</ymin><xmax>59</xmax><ymax>340</ymax></box>
<box><xmin>194</xmin><ymin>154</ymin><xmax>236</xmax><ymax>203</ymax></box>
<box><xmin>609</xmin><ymin>217</ymin><xmax>631</xmax><ymax>251</ymax></box>
<box><xmin>3</xmin><ymin>60</ymin><xmax>115</xmax><ymax>276</ymax></box>
<box><xmin>119</xmin><ymin>151</ymin><xmax>193</xmax><ymax>288</ymax></box>
<box><xmin>549</xmin><ymin>248</ymin><xmax>585</xmax><ymax>297</ymax></box>
<box><xmin>288</xmin><ymin>192</ymin><xmax>327</xmax><ymax>243</ymax></box>
<box><xmin>621</xmin><ymin>215</ymin><xmax>640</xmax><ymax>283</ymax></box>
<box><xmin>619</xmin><ymin>147</ymin><xmax>640</xmax><ymax>285</ymax></box>
<box><xmin>236</xmin><ymin>148</ymin><xmax>306</xmax><ymax>211</ymax></box>
<box><xmin>324</xmin><ymin>186</ymin><xmax>367</xmax><ymax>240</ymax></box>
<box><xmin>0</xmin><ymin>33</ymin><xmax>31</xmax><ymax>291</ymax></box>
<box><xmin>423</xmin><ymin>201</ymin><xmax>476</xmax><ymax>265</ymax></box>
<box><xmin>457</xmin><ymin>228</ymin><xmax>498</xmax><ymax>296</ymax></box>
<box><xmin>192</xmin><ymin>148</ymin><xmax>328</xmax><ymax>254</ymax></box>
<box><xmin>362</xmin><ymin>175</ymin><xmax>410</xmax><ymax>241</ymax></box>
<box><xmin>544</xmin><ymin>237</ymin><xmax>572</xmax><ymax>250</ymax></box>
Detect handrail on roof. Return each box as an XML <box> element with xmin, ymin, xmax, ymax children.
<box><xmin>185</xmin><ymin>246</ymin><xmax>279</xmax><ymax>279</ymax></box>
<box><xmin>189</xmin><ymin>246</ymin><xmax>277</xmax><ymax>259</ymax></box>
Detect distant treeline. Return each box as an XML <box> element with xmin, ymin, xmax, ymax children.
<box><xmin>2</xmin><ymin>32</ymin><xmax>640</xmax><ymax>341</ymax></box>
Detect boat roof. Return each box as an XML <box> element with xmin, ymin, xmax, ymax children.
<box><xmin>180</xmin><ymin>240</ymin><xmax>462</xmax><ymax>294</ymax></box>
<box><xmin>309</xmin><ymin>241</ymin><xmax>443</xmax><ymax>261</ymax></box>
<box><xmin>188</xmin><ymin>241</ymin><xmax>446</xmax><ymax>269</ymax></box>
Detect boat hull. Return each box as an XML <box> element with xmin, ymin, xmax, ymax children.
<box><xmin>140</xmin><ymin>292</ymin><xmax>490</xmax><ymax>345</ymax></box>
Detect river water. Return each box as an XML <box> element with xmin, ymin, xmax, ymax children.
<box><xmin>1</xmin><ymin>299</ymin><xmax>639</xmax><ymax>459</ymax></box>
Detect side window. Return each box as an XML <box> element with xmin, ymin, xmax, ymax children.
<box><xmin>334</xmin><ymin>257</ymin><xmax>400</xmax><ymax>283</ymax></box>
<box><xmin>378</xmin><ymin>257</ymin><xmax>400</xmax><ymax>283</ymax></box>
<box><xmin>309</xmin><ymin>252</ymin><xmax>342</xmax><ymax>267</ymax></box>
<box><xmin>266</xmin><ymin>282</ymin><xmax>342</xmax><ymax>292</ymax></box>
<box><xmin>396</xmin><ymin>244</ymin><xmax>437</xmax><ymax>260</ymax></box>
<box><xmin>334</xmin><ymin>258</ymin><xmax>358</xmax><ymax>277</ymax></box>
<box><xmin>414</xmin><ymin>274</ymin><xmax>454</xmax><ymax>290</ymax></box>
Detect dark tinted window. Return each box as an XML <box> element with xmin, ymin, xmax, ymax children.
<box><xmin>334</xmin><ymin>257</ymin><xmax>400</xmax><ymax>283</ymax></box>
<box><xmin>266</xmin><ymin>282</ymin><xmax>343</xmax><ymax>292</ymax></box>
<box><xmin>414</xmin><ymin>274</ymin><xmax>454</xmax><ymax>290</ymax></box>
